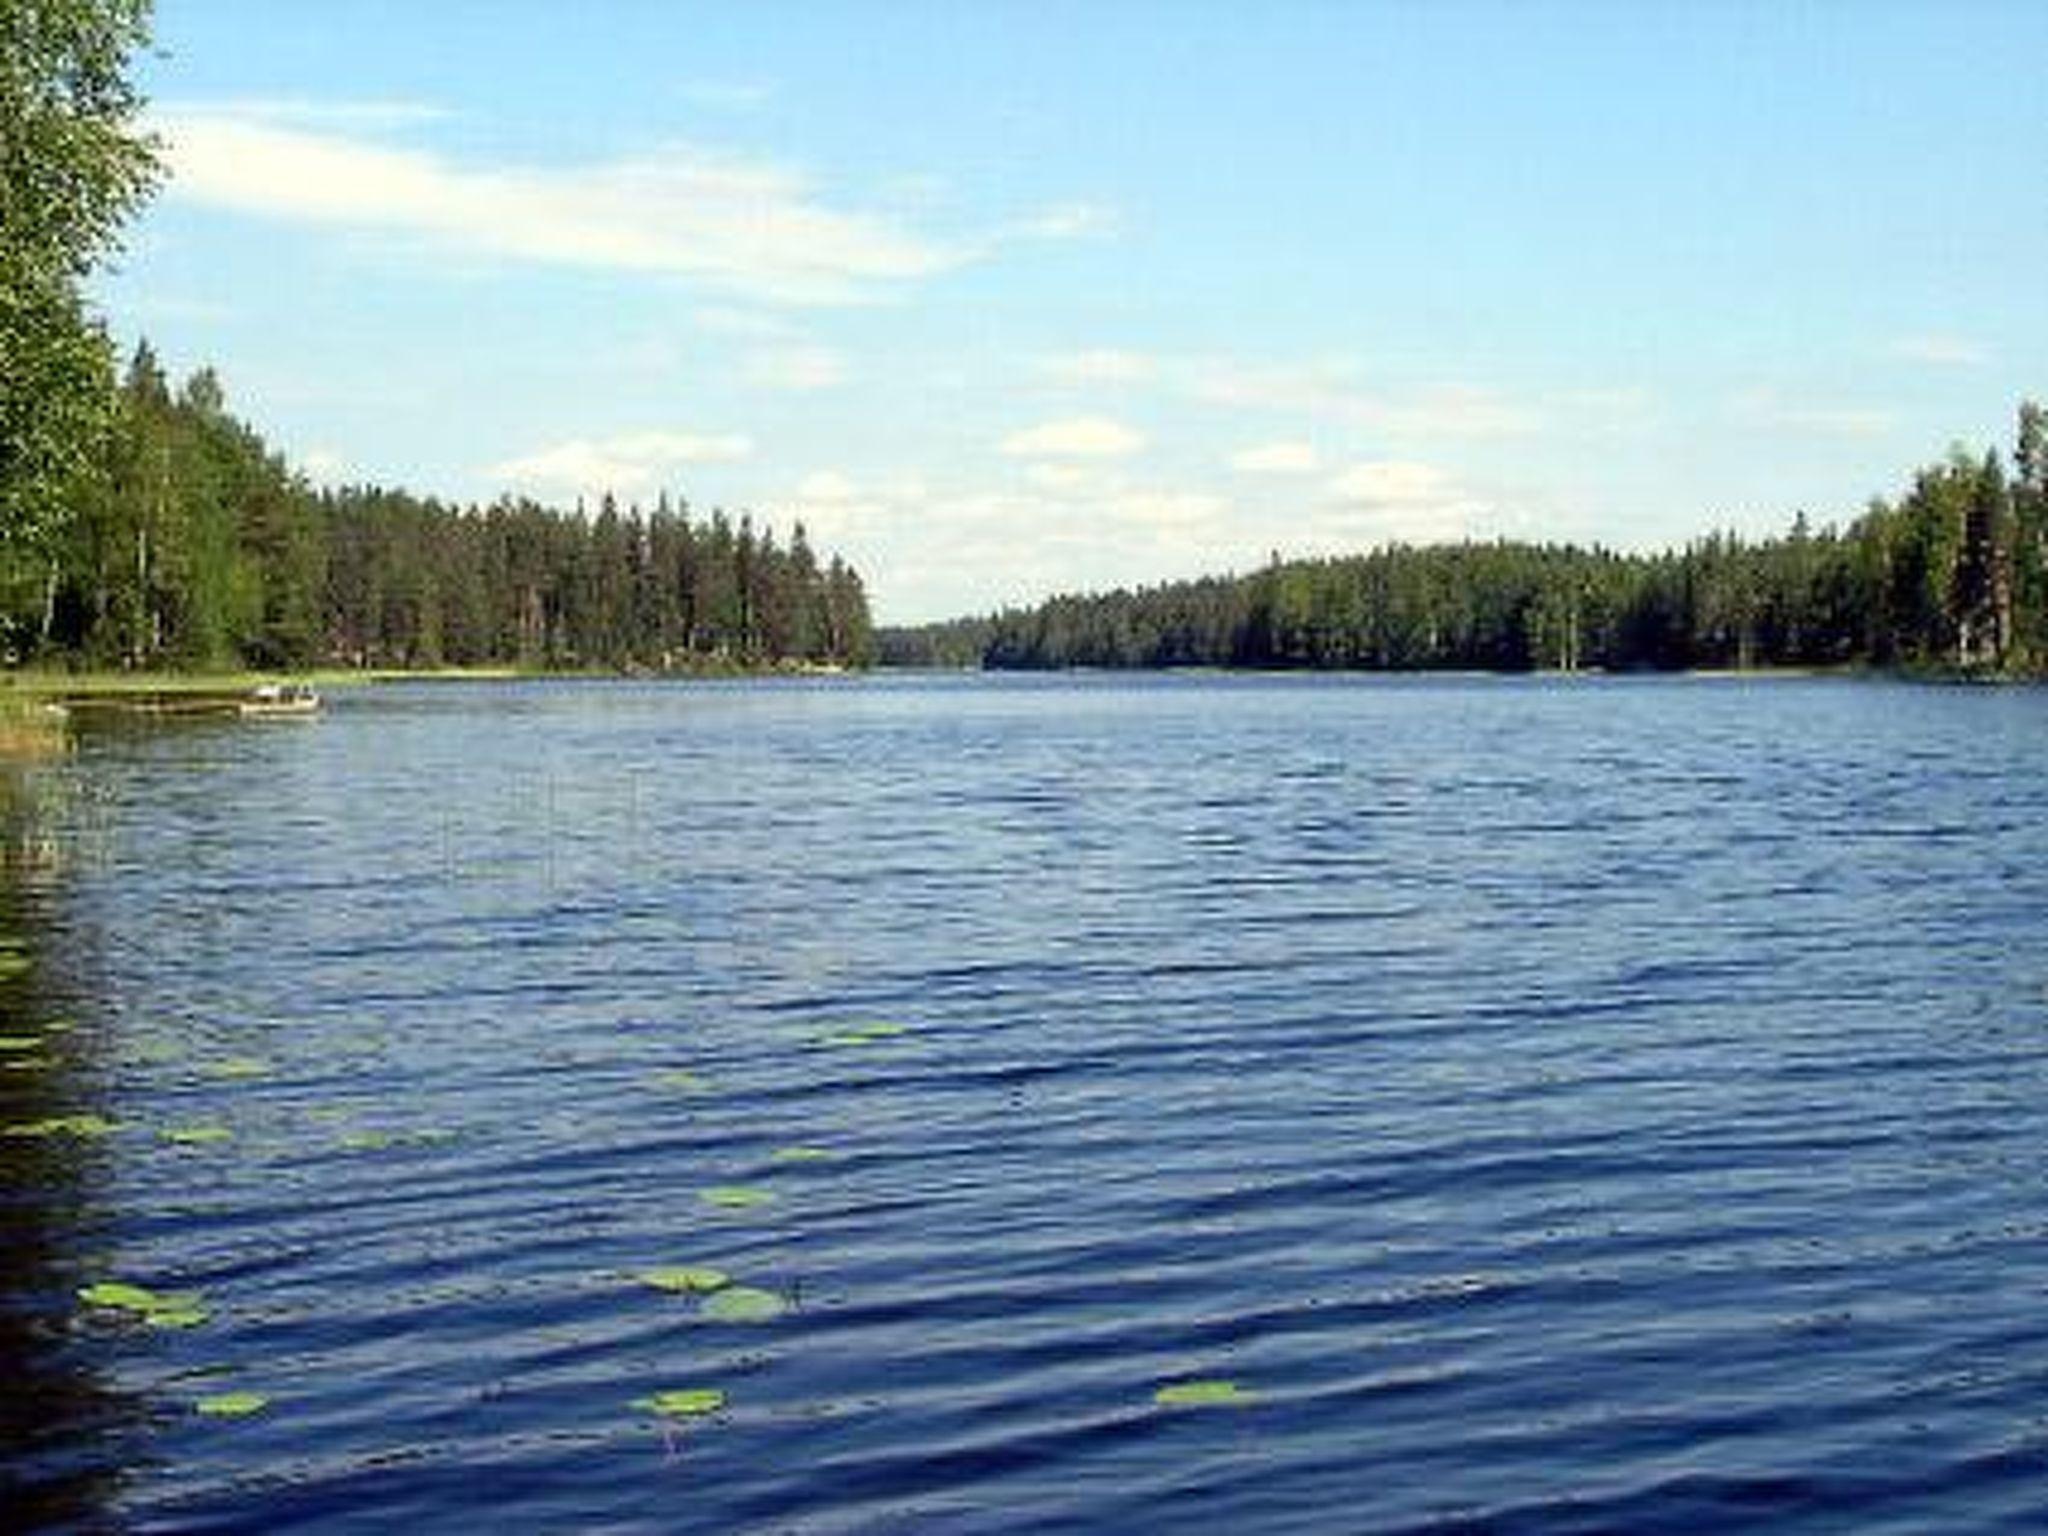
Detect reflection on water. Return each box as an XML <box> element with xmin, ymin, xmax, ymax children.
<box><xmin>0</xmin><ymin>765</ymin><xmax>138</xmax><ymax>1530</ymax></box>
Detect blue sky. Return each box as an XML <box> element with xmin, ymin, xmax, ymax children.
<box><xmin>96</xmin><ymin>1</ymin><xmax>2048</xmax><ymax>622</ymax></box>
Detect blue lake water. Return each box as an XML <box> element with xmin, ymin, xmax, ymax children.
<box><xmin>6</xmin><ymin>674</ymin><xmax>2048</xmax><ymax>1532</ymax></box>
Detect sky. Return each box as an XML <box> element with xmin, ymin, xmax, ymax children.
<box><xmin>95</xmin><ymin>0</ymin><xmax>2048</xmax><ymax>624</ymax></box>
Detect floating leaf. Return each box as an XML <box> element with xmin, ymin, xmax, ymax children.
<box><xmin>633</xmin><ymin>1387</ymin><xmax>726</xmax><ymax>1419</ymax></box>
<box><xmin>639</xmin><ymin>1266</ymin><xmax>730</xmax><ymax>1294</ymax></box>
<box><xmin>700</xmin><ymin>1185</ymin><xmax>774</xmax><ymax>1210</ymax></box>
<box><xmin>815</xmin><ymin>1023</ymin><xmax>908</xmax><ymax>1048</ymax></box>
<box><xmin>1155</xmin><ymin>1379</ymin><xmax>1256</xmax><ymax>1408</ymax></box>
<box><xmin>79</xmin><ymin>1281</ymin><xmax>168</xmax><ymax>1312</ymax></box>
<box><xmin>195</xmin><ymin>1391</ymin><xmax>269</xmax><ymax>1419</ymax></box>
<box><xmin>79</xmin><ymin>1281</ymin><xmax>209</xmax><ymax>1329</ymax></box>
<box><xmin>770</xmin><ymin>1145</ymin><xmax>832</xmax><ymax>1163</ymax></box>
<box><xmin>144</xmin><ymin>1302</ymin><xmax>210</xmax><ymax>1330</ymax></box>
<box><xmin>700</xmin><ymin>1285</ymin><xmax>787</xmax><ymax>1323</ymax></box>
<box><xmin>161</xmin><ymin>1124</ymin><xmax>233</xmax><ymax>1147</ymax></box>
<box><xmin>6</xmin><ymin>1114</ymin><xmax>115</xmax><ymax>1139</ymax></box>
<box><xmin>210</xmin><ymin>1057</ymin><xmax>273</xmax><ymax>1081</ymax></box>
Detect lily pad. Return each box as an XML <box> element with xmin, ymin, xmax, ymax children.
<box><xmin>79</xmin><ymin>1281</ymin><xmax>209</xmax><ymax>1329</ymax></box>
<box><xmin>79</xmin><ymin>1281</ymin><xmax>167</xmax><ymax>1312</ymax></box>
<box><xmin>195</xmin><ymin>1391</ymin><xmax>269</xmax><ymax>1419</ymax></box>
<box><xmin>638</xmin><ymin>1266</ymin><xmax>730</xmax><ymax>1294</ymax></box>
<box><xmin>1155</xmin><ymin>1379</ymin><xmax>1256</xmax><ymax>1408</ymax></box>
<box><xmin>161</xmin><ymin>1124</ymin><xmax>233</xmax><ymax>1147</ymax></box>
<box><xmin>700</xmin><ymin>1185</ymin><xmax>774</xmax><ymax>1210</ymax></box>
<box><xmin>145</xmin><ymin>1303</ymin><xmax>211</xmax><ymax>1330</ymax></box>
<box><xmin>6</xmin><ymin>1114</ymin><xmax>115</xmax><ymax>1139</ymax></box>
<box><xmin>816</xmin><ymin>1023</ymin><xmax>908</xmax><ymax>1048</ymax></box>
<box><xmin>633</xmin><ymin>1387</ymin><xmax>726</xmax><ymax>1419</ymax></box>
<box><xmin>700</xmin><ymin>1285</ymin><xmax>787</xmax><ymax>1323</ymax></box>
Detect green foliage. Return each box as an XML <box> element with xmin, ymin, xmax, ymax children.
<box><xmin>884</xmin><ymin>411</ymin><xmax>2044</xmax><ymax>679</ymax></box>
<box><xmin>0</xmin><ymin>0</ymin><xmax>159</xmax><ymax>645</ymax></box>
<box><xmin>31</xmin><ymin>351</ymin><xmax>876</xmax><ymax>672</ymax></box>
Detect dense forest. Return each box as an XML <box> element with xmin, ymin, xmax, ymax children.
<box><xmin>881</xmin><ymin>406</ymin><xmax>2048</xmax><ymax>676</ymax></box>
<box><xmin>9</xmin><ymin>346</ymin><xmax>875</xmax><ymax>672</ymax></box>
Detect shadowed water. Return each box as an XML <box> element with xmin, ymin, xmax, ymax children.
<box><xmin>6</xmin><ymin>674</ymin><xmax>2048</xmax><ymax>1532</ymax></box>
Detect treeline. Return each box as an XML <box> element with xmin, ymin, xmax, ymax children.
<box><xmin>881</xmin><ymin>405</ymin><xmax>2048</xmax><ymax>676</ymax></box>
<box><xmin>10</xmin><ymin>345</ymin><xmax>873</xmax><ymax>671</ymax></box>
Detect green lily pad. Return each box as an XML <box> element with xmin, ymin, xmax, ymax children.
<box><xmin>815</xmin><ymin>1023</ymin><xmax>908</xmax><ymax>1048</ymax></box>
<box><xmin>633</xmin><ymin>1387</ymin><xmax>726</xmax><ymax>1419</ymax></box>
<box><xmin>770</xmin><ymin>1145</ymin><xmax>832</xmax><ymax>1163</ymax></box>
<box><xmin>161</xmin><ymin>1124</ymin><xmax>233</xmax><ymax>1147</ymax></box>
<box><xmin>79</xmin><ymin>1281</ymin><xmax>209</xmax><ymax>1329</ymax></box>
<box><xmin>79</xmin><ymin>1281</ymin><xmax>168</xmax><ymax>1312</ymax></box>
<box><xmin>700</xmin><ymin>1185</ymin><xmax>774</xmax><ymax>1210</ymax></box>
<box><xmin>195</xmin><ymin>1391</ymin><xmax>269</xmax><ymax>1418</ymax></box>
<box><xmin>1155</xmin><ymin>1379</ymin><xmax>1256</xmax><ymax>1408</ymax></box>
<box><xmin>6</xmin><ymin>1114</ymin><xmax>116</xmax><ymax>1139</ymax></box>
<box><xmin>700</xmin><ymin>1285</ymin><xmax>787</xmax><ymax>1323</ymax></box>
<box><xmin>639</xmin><ymin>1266</ymin><xmax>730</xmax><ymax>1294</ymax></box>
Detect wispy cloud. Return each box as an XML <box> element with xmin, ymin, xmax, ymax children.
<box><xmin>1009</xmin><ymin>201</ymin><xmax>1121</xmax><ymax>241</ymax></box>
<box><xmin>1318</xmin><ymin>459</ymin><xmax>1482</xmax><ymax>543</ymax></box>
<box><xmin>491</xmin><ymin>430</ymin><xmax>754</xmax><ymax>499</ymax></box>
<box><xmin>743</xmin><ymin>345</ymin><xmax>848</xmax><ymax>391</ymax></box>
<box><xmin>1890</xmin><ymin>333</ymin><xmax>1988</xmax><ymax>368</ymax></box>
<box><xmin>1037</xmin><ymin>349</ymin><xmax>1158</xmax><ymax>385</ymax></box>
<box><xmin>1190</xmin><ymin>360</ymin><xmax>1539</xmax><ymax>437</ymax></box>
<box><xmin>1733</xmin><ymin>388</ymin><xmax>1897</xmax><ymax>438</ymax></box>
<box><xmin>1001</xmin><ymin>416</ymin><xmax>1147</xmax><ymax>458</ymax></box>
<box><xmin>1229</xmin><ymin>440</ymin><xmax>1320</xmax><ymax>474</ymax></box>
<box><xmin>155</xmin><ymin>105</ymin><xmax>969</xmax><ymax>306</ymax></box>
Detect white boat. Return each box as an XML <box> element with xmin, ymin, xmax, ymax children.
<box><xmin>239</xmin><ymin>683</ymin><xmax>322</xmax><ymax>718</ymax></box>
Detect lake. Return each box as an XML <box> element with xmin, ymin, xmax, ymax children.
<box><xmin>6</xmin><ymin>674</ymin><xmax>2048</xmax><ymax>1533</ymax></box>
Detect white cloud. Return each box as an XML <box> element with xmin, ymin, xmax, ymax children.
<box><xmin>1733</xmin><ymin>388</ymin><xmax>1897</xmax><ymax>438</ymax></box>
<box><xmin>1326</xmin><ymin>460</ymin><xmax>1454</xmax><ymax>507</ymax></box>
<box><xmin>691</xmin><ymin>305</ymin><xmax>800</xmax><ymax>339</ymax></box>
<box><xmin>1230</xmin><ymin>440</ymin><xmax>1320</xmax><ymax>474</ymax></box>
<box><xmin>1316</xmin><ymin>460</ymin><xmax>1481</xmax><ymax>544</ymax></box>
<box><xmin>1190</xmin><ymin>360</ymin><xmax>1538</xmax><ymax>437</ymax></box>
<box><xmin>1890</xmin><ymin>334</ymin><xmax>1988</xmax><ymax>367</ymax></box>
<box><xmin>1011</xmin><ymin>202</ymin><xmax>1120</xmax><ymax>240</ymax></box>
<box><xmin>156</xmin><ymin>106</ymin><xmax>967</xmax><ymax>306</ymax></box>
<box><xmin>298</xmin><ymin>447</ymin><xmax>347</xmax><ymax>484</ymax></box>
<box><xmin>490</xmin><ymin>430</ymin><xmax>754</xmax><ymax>498</ymax></box>
<box><xmin>1037</xmin><ymin>349</ymin><xmax>1159</xmax><ymax>385</ymax></box>
<box><xmin>743</xmin><ymin>345</ymin><xmax>847</xmax><ymax>390</ymax></box>
<box><xmin>796</xmin><ymin>469</ymin><xmax>859</xmax><ymax>502</ymax></box>
<box><xmin>1025</xmin><ymin>461</ymin><xmax>1101</xmax><ymax>492</ymax></box>
<box><xmin>1000</xmin><ymin>416</ymin><xmax>1146</xmax><ymax>458</ymax></box>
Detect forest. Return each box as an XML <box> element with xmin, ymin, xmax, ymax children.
<box><xmin>880</xmin><ymin>406</ymin><xmax>2048</xmax><ymax>676</ymax></box>
<box><xmin>9</xmin><ymin>345</ymin><xmax>875</xmax><ymax>673</ymax></box>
